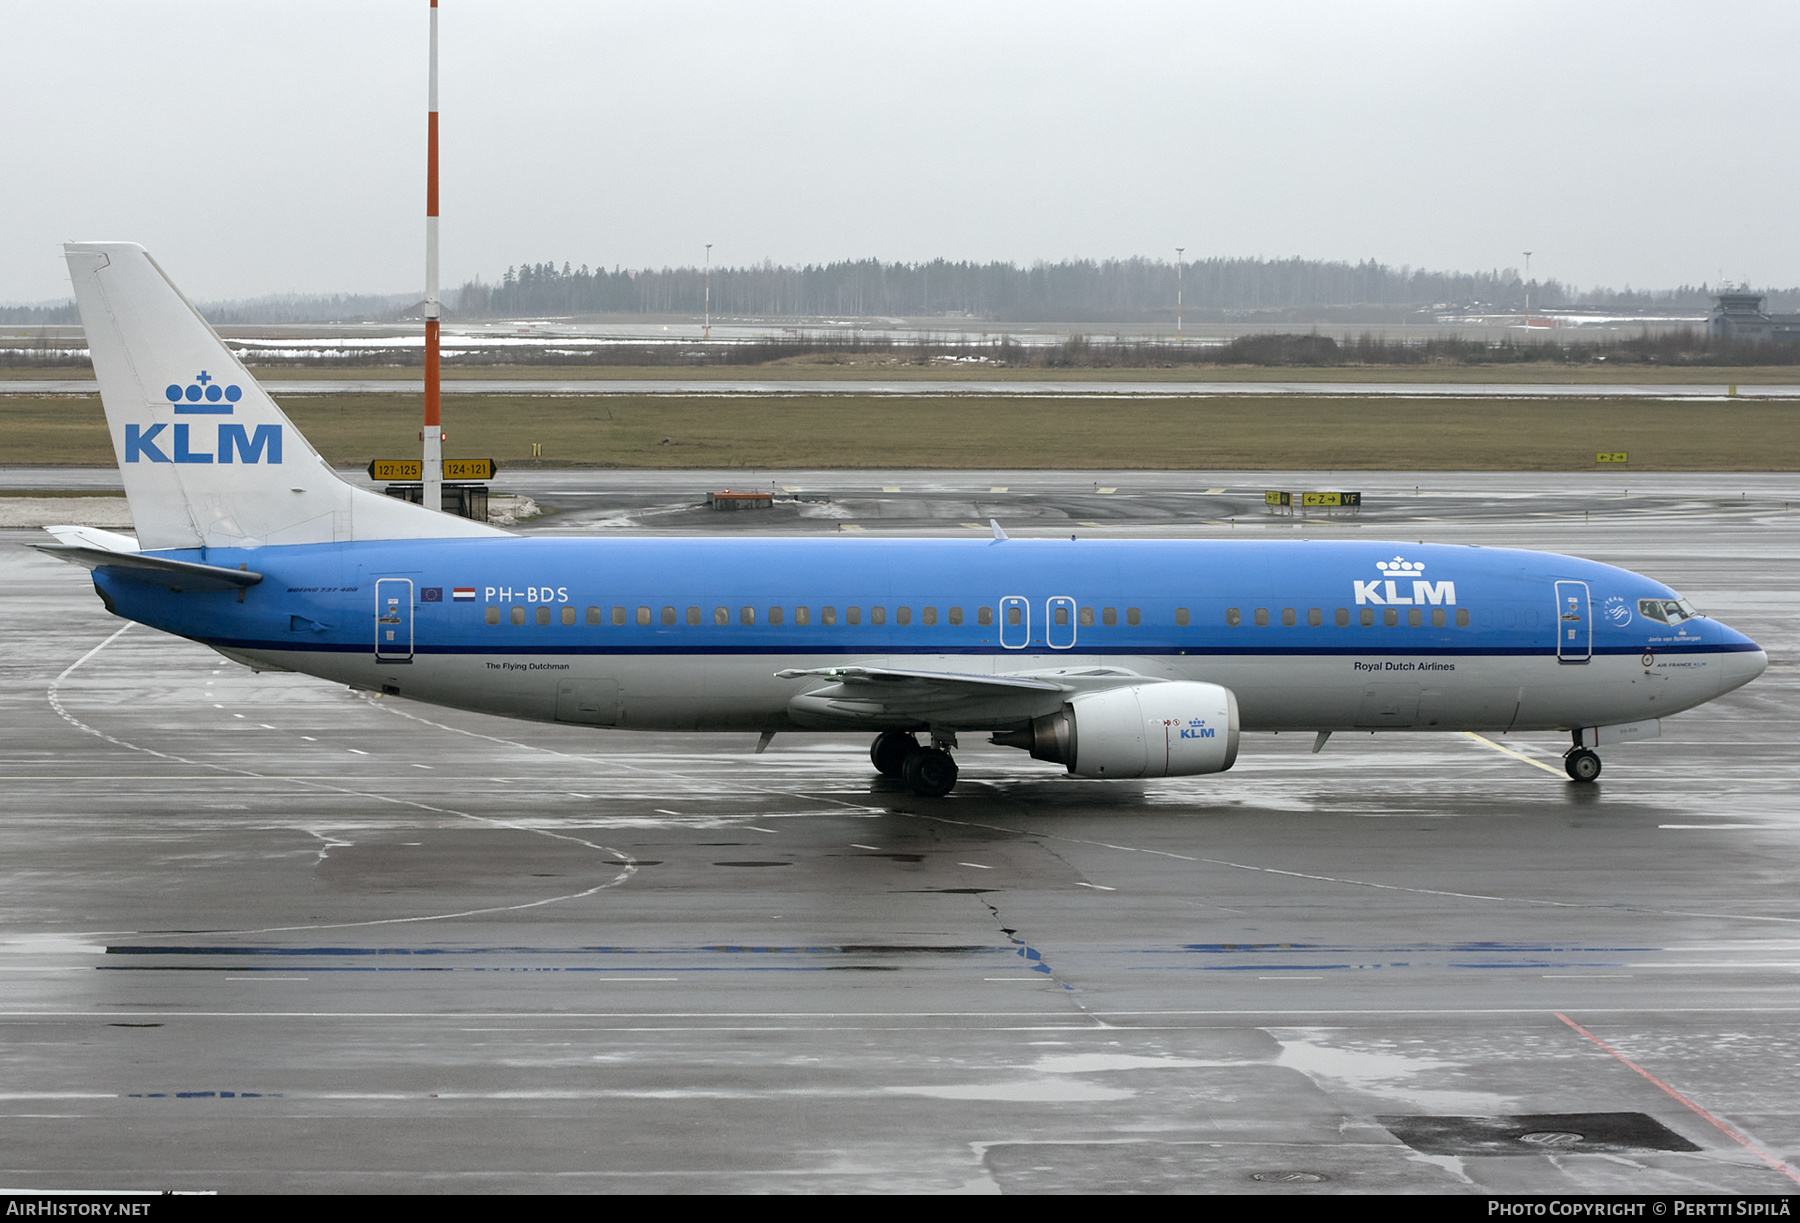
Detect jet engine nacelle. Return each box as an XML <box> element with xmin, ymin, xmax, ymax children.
<box><xmin>992</xmin><ymin>681</ymin><xmax>1240</xmax><ymax>778</ymax></box>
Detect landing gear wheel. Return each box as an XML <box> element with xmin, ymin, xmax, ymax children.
<box><xmin>901</xmin><ymin>747</ymin><xmax>959</xmax><ymax>797</ymax></box>
<box><xmin>870</xmin><ymin>731</ymin><xmax>921</xmax><ymax>777</ymax></box>
<box><xmin>1565</xmin><ymin>748</ymin><xmax>1602</xmax><ymax>783</ymax></box>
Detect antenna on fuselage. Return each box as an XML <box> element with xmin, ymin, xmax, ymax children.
<box><xmin>990</xmin><ymin>519</ymin><xmax>1008</xmax><ymax>541</ymax></box>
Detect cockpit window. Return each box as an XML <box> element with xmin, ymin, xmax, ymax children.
<box><xmin>1638</xmin><ymin>597</ymin><xmax>1702</xmax><ymax>624</ymax></box>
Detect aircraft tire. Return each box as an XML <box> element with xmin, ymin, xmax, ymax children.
<box><xmin>1565</xmin><ymin>748</ymin><xmax>1602</xmax><ymax>783</ymax></box>
<box><xmin>902</xmin><ymin>747</ymin><xmax>958</xmax><ymax>797</ymax></box>
<box><xmin>871</xmin><ymin>731</ymin><xmax>922</xmax><ymax>776</ymax></box>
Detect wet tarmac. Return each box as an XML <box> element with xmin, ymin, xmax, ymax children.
<box><xmin>2</xmin><ymin>471</ymin><xmax>1798</xmax><ymax>1193</ymax></box>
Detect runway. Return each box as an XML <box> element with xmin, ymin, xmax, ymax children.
<box><xmin>4</xmin><ymin>378</ymin><xmax>1799</xmax><ymax>399</ymax></box>
<box><xmin>2</xmin><ymin>472</ymin><xmax>1798</xmax><ymax>1193</ymax></box>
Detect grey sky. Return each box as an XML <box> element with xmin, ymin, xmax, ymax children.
<box><xmin>4</xmin><ymin>2</ymin><xmax>1795</xmax><ymax>303</ymax></box>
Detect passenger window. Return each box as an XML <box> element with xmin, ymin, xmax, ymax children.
<box><xmin>823</xmin><ymin>606</ymin><xmax>837</xmax><ymax>625</ymax></box>
<box><xmin>740</xmin><ymin>606</ymin><xmax>755</xmax><ymax>626</ymax></box>
<box><xmin>1126</xmin><ymin>607</ymin><xmax>1141</xmax><ymax>626</ymax></box>
<box><xmin>1431</xmin><ymin>608</ymin><xmax>1445</xmax><ymax>628</ymax></box>
<box><xmin>1307</xmin><ymin>608</ymin><xmax>1322</xmax><ymax>627</ymax></box>
<box><xmin>486</xmin><ymin>606</ymin><xmax>501</xmax><ymax>625</ymax></box>
<box><xmin>847</xmin><ymin>607</ymin><xmax>862</xmax><ymax>625</ymax></box>
<box><xmin>1080</xmin><ymin>606</ymin><xmax>1095</xmax><ymax>627</ymax></box>
<box><xmin>922</xmin><ymin>607</ymin><xmax>936</xmax><ymax>626</ymax></box>
<box><xmin>561</xmin><ymin>607</ymin><xmax>576</xmax><ymax>626</ymax></box>
<box><xmin>769</xmin><ymin>607</ymin><xmax>784</xmax><ymax>626</ymax></box>
<box><xmin>687</xmin><ymin>606</ymin><xmax>701</xmax><ymax>625</ymax></box>
<box><xmin>1335</xmin><ymin>608</ymin><xmax>1349</xmax><ymax>627</ymax></box>
<box><xmin>948</xmin><ymin>607</ymin><xmax>963</xmax><ymax>626</ymax></box>
<box><xmin>1280</xmin><ymin>608</ymin><xmax>1296</xmax><ymax>627</ymax></box>
<box><xmin>714</xmin><ymin>606</ymin><xmax>729</xmax><ymax>625</ymax></box>
<box><xmin>662</xmin><ymin>606</ymin><xmax>677</xmax><ymax>625</ymax></box>
<box><xmin>637</xmin><ymin>606</ymin><xmax>651</xmax><ymax>625</ymax></box>
<box><xmin>1007</xmin><ymin>606</ymin><xmax>1021</xmax><ymax>626</ymax></box>
<box><xmin>1175</xmin><ymin>607</ymin><xmax>1190</xmax><ymax>627</ymax></box>
<box><xmin>1407</xmin><ymin>608</ymin><xmax>1422</xmax><ymax>627</ymax></box>
<box><xmin>795</xmin><ymin>606</ymin><xmax>810</xmax><ymax>626</ymax></box>
<box><xmin>1103</xmin><ymin>607</ymin><xmax>1117</xmax><ymax>627</ymax></box>
<box><xmin>586</xmin><ymin>606</ymin><xmax>601</xmax><ymax>625</ymax></box>
<box><xmin>1226</xmin><ymin>607</ymin><xmax>1241</xmax><ymax>626</ymax></box>
<box><xmin>511</xmin><ymin>607</ymin><xmax>525</xmax><ymax>625</ymax></box>
<box><xmin>1384</xmin><ymin>608</ymin><xmax>1399</xmax><ymax>627</ymax></box>
<box><xmin>1456</xmin><ymin>609</ymin><xmax>1469</xmax><ymax>627</ymax></box>
<box><xmin>1254</xmin><ymin>608</ymin><xmax>1269</xmax><ymax>626</ymax></box>
<box><xmin>612</xmin><ymin>606</ymin><xmax>626</xmax><ymax>626</ymax></box>
<box><xmin>871</xmin><ymin>607</ymin><xmax>886</xmax><ymax>626</ymax></box>
<box><xmin>1360</xmin><ymin>608</ymin><xmax>1374</xmax><ymax>627</ymax></box>
<box><xmin>895</xmin><ymin>607</ymin><xmax>910</xmax><ymax>626</ymax></box>
<box><xmin>976</xmin><ymin>607</ymin><xmax>991</xmax><ymax>627</ymax></box>
<box><xmin>1053</xmin><ymin>605</ymin><xmax>1069</xmax><ymax>626</ymax></box>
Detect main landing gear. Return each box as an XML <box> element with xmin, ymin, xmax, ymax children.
<box><xmin>1563</xmin><ymin>745</ymin><xmax>1602</xmax><ymax>783</ymax></box>
<box><xmin>870</xmin><ymin>730</ymin><xmax>959</xmax><ymax>797</ymax></box>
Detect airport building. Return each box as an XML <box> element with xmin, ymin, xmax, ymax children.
<box><xmin>1707</xmin><ymin>291</ymin><xmax>1800</xmax><ymax>342</ymax></box>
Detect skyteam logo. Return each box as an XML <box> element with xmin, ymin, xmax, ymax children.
<box><xmin>1354</xmin><ymin>555</ymin><xmax>1456</xmax><ymax>606</ymax></box>
<box><xmin>126</xmin><ymin>371</ymin><xmax>281</xmax><ymax>465</ymax></box>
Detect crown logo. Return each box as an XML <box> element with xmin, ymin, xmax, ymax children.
<box><xmin>1375</xmin><ymin>556</ymin><xmax>1424</xmax><ymax>574</ymax></box>
<box><xmin>164</xmin><ymin>370</ymin><xmax>243</xmax><ymax>410</ymax></box>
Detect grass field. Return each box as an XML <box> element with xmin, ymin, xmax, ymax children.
<box><xmin>5</xmin><ymin>362</ymin><xmax>1800</xmax><ymax>384</ymax></box>
<box><xmin>4</xmin><ymin>391</ymin><xmax>1796</xmax><ymax>470</ymax></box>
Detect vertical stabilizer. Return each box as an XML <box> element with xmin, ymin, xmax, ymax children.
<box><xmin>64</xmin><ymin>242</ymin><xmax>504</xmax><ymax>550</ymax></box>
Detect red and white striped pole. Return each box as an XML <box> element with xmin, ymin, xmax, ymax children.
<box><xmin>422</xmin><ymin>0</ymin><xmax>443</xmax><ymax>512</ymax></box>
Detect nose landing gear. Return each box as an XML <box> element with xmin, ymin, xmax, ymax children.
<box><xmin>1564</xmin><ymin>746</ymin><xmax>1602</xmax><ymax>783</ymax></box>
<box><xmin>870</xmin><ymin>729</ymin><xmax>959</xmax><ymax>796</ymax></box>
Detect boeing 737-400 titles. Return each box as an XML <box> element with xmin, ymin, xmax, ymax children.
<box><xmin>38</xmin><ymin>243</ymin><xmax>1767</xmax><ymax>795</ymax></box>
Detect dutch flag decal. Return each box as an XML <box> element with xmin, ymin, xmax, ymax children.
<box><xmin>452</xmin><ymin>587</ymin><xmax>476</xmax><ymax>602</ymax></box>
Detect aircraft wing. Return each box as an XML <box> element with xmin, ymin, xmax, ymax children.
<box><xmin>776</xmin><ymin>664</ymin><xmax>1143</xmax><ymax>730</ymax></box>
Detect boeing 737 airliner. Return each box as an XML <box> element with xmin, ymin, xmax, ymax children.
<box><xmin>39</xmin><ymin>243</ymin><xmax>1766</xmax><ymax>795</ymax></box>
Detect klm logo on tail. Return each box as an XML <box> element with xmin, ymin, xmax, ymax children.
<box><xmin>126</xmin><ymin>371</ymin><xmax>281</xmax><ymax>465</ymax></box>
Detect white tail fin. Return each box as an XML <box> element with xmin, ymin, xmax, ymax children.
<box><xmin>64</xmin><ymin>242</ymin><xmax>504</xmax><ymax>551</ymax></box>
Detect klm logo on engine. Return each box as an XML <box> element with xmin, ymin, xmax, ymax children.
<box><xmin>125</xmin><ymin>371</ymin><xmax>281</xmax><ymax>465</ymax></box>
<box><xmin>1179</xmin><ymin>717</ymin><xmax>1216</xmax><ymax>740</ymax></box>
<box><xmin>1353</xmin><ymin>555</ymin><xmax>1454</xmax><ymax>607</ymax></box>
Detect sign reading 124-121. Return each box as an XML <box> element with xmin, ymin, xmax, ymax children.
<box><xmin>125</xmin><ymin>371</ymin><xmax>281</xmax><ymax>464</ymax></box>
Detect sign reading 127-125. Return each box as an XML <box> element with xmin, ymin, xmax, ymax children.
<box><xmin>126</xmin><ymin>371</ymin><xmax>281</xmax><ymax>464</ymax></box>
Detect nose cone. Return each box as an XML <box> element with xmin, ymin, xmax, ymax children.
<box><xmin>1713</xmin><ymin>622</ymin><xmax>1767</xmax><ymax>697</ymax></box>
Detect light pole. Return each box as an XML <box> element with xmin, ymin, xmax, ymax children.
<box><xmin>704</xmin><ymin>243</ymin><xmax>712</xmax><ymax>341</ymax></box>
<box><xmin>1175</xmin><ymin>247</ymin><xmax>1184</xmax><ymax>342</ymax></box>
<box><xmin>1522</xmin><ymin>250</ymin><xmax>1533</xmax><ymax>329</ymax></box>
<box><xmin>422</xmin><ymin>0</ymin><xmax>442</xmax><ymax>514</ymax></box>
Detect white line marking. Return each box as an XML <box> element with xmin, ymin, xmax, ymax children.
<box><xmin>1460</xmin><ymin>731</ymin><xmax>1567</xmax><ymax>776</ymax></box>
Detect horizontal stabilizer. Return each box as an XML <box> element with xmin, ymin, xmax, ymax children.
<box><xmin>33</xmin><ymin>544</ymin><xmax>262</xmax><ymax>592</ymax></box>
<box><xmin>42</xmin><ymin>524</ymin><xmax>139</xmax><ymax>552</ymax></box>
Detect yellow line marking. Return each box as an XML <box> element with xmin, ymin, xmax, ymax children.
<box><xmin>989</xmin><ymin>486</ymin><xmax>1008</xmax><ymax>493</ymax></box>
<box><xmin>1204</xmin><ymin>487</ymin><xmax>1226</xmax><ymax>494</ymax></box>
<box><xmin>1461</xmin><ymin>731</ymin><xmax>1566</xmax><ymax>777</ymax></box>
